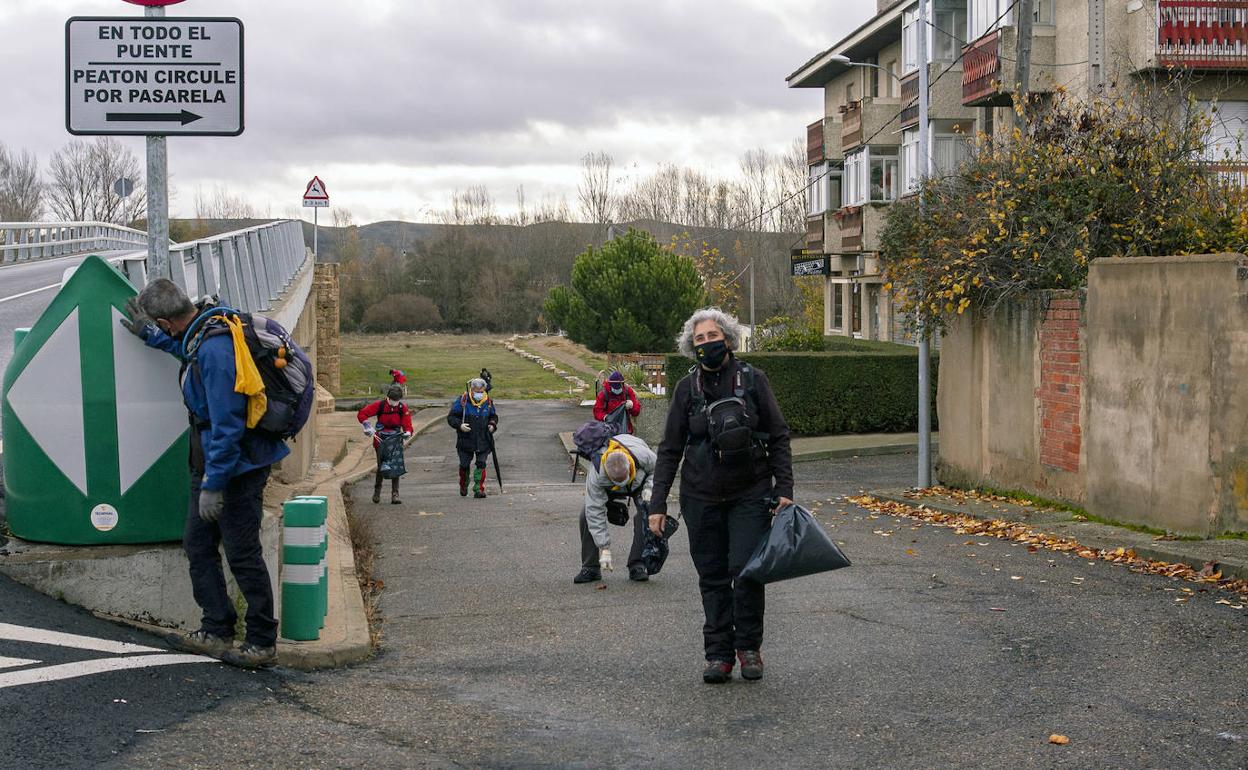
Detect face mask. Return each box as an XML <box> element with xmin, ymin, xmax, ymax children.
<box><xmin>386</xmin><ymin>398</ymin><xmax>400</xmax><ymax>407</ymax></box>
<box><xmin>471</xmin><ymin>391</ymin><xmax>486</xmax><ymax>403</ymax></box>
<box><xmin>695</xmin><ymin>339</ymin><xmax>729</xmax><ymax>369</ymax></box>
<box><xmin>609</xmin><ymin>384</ymin><xmax>623</xmax><ymax>395</ymax></box>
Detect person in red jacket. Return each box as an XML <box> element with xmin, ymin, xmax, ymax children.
<box><xmin>357</xmin><ymin>384</ymin><xmax>414</xmax><ymax>504</ymax></box>
<box><xmin>593</xmin><ymin>370</ymin><xmax>642</xmax><ymax>434</ymax></box>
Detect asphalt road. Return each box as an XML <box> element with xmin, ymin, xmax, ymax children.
<box><xmin>92</xmin><ymin>399</ymin><xmax>1247</xmax><ymax>769</ymax></box>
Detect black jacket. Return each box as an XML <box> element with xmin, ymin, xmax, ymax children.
<box><xmin>447</xmin><ymin>395</ymin><xmax>498</xmax><ymax>453</ymax></box>
<box><xmin>650</xmin><ymin>356</ymin><xmax>793</xmax><ymax>515</ymax></box>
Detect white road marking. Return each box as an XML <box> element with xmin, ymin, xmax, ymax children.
<box><xmin>0</xmin><ymin>283</ymin><xmax>60</xmax><ymax>305</ymax></box>
<box><xmin>0</xmin><ymin>654</ymin><xmax>214</xmax><ymax>689</ymax></box>
<box><xmin>0</xmin><ymin>622</ymin><xmax>165</xmax><ymax>654</ymax></box>
<box><xmin>0</xmin><ymin>656</ymin><xmax>41</xmax><ymax>669</ymax></box>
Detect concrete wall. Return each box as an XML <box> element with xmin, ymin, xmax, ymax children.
<box><xmin>313</xmin><ymin>263</ymin><xmax>341</xmax><ymax>394</ymax></box>
<box><xmin>939</xmin><ymin>255</ymin><xmax>1248</xmax><ymax>536</ymax></box>
<box><xmin>1086</xmin><ymin>254</ymin><xmax>1248</xmax><ymax>535</ymax></box>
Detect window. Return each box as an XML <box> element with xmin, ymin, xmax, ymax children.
<box><xmin>845</xmin><ymin>81</ymin><xmax>857</xmax><ymax>106</ymax></box>
<box><xmin>902</xmin><ymin>129</ymin><xmax>921</xmax><ymax>192</ymax></box>
<box><xmin>886</xmin><ymin>60</ymin><xmax>899</xmax><ymax>97</ymax></box>
<box><xmin>1200</xmin><ymin>100</ymin><xmax>1248</xmax><ymax>162</ymax></box>
<box><xmin>1033</xmin><ymin>0</ymin><xmax>1055</xmax><ymax>25</ymax></box>
<box><xmin>969</xmin><ymin>0</ymin><xmax>1012</xmax><ymax>42</ymax></box>
<box><xmin>845</xmin><ymin>147</ymin><xmax>900</xmax><ymax>206</ymax></box>
<box><xmin>807</xmin><ymin>163</ymin><xmax>827</xmax><ymax>216</ymax></box>
<box><xmin>904</xmin><ymin>0</ymin><xmax>967</xmax><ymax>71</ymax></box>
<box><xmin>932</xmin><ymin>133</ymin><xmax>973</xmax><ymax>175</ymax></box>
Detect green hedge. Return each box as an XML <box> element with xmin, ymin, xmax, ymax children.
<box><xmin>664</xmin><ymin>351</ymin><xmax>938</xmax><ymax>435</ymax></box>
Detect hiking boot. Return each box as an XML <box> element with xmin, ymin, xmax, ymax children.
<box><xmin>458</xmin><ymin>468</ymin><xmax>468</xmax><ymax>497</ymax></box>
<box><xmin>391</xmin><ymin>492</ymin><xmax>401</xmax><ymax>505</ymax></box>
<box><xmin>372</xmin><ymin>490</ymin><xmax>381</xmax><ymax>504</ymax></box>
<box><xmin>220</xmin><ymin>642</ymin><xmax>277</xmax><ymax>669</ymax></box>
<box><xmin>629</xmin><ymin>565</ymin><xmax>649</xmax><ymax>582</ymax></box>
<box><xmin>737</xmin><ymin>649</ymin><xmax>764</xmax><ymax>681</ymax></box>
<box><xmin>703</xmin><ymin>658</ymin><xmax>734</xmax><ymax>684</ymax></box>
<box><xmin>473</xmin><ymin>490</ymin><xmax>486</xmax><ymax>499</ymax></box>
<box><xmin>573</xmin><ymin>567</ymin><xmax>602</xmax><ymax>584</ymax></box>
<box><xmin>165</xmin><ymin>629</ymin><xmax>232</xmax><ymax>658</ymax></box>
<box><xmin>373</xmin><ymin>476</ymin><xmax>382</xmax><ymax>504</ymax></box>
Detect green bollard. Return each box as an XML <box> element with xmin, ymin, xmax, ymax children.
<box><xmin>14</xmin><ymin>328</ymin><xmax>30</xmax><ymax>351</ymax></box>
<box><xmin>281</xmin><ymin>499</ymin><xmax>326</xmax><ymax>641</ymax></box>
<box><xmin>292</xmin><ymin>496</ymin><xmax>330</xmax><ymax>627</ymax></box>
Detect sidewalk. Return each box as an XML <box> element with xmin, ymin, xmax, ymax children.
<box><xmin>274</xmin><ymin>405</ymin><xmax>444</xmax><ymax>670</ymax></box>
<box><xmin>869</xmin><ymin>487</ymin><xmax>1248</xmax><ymax>583</ymax></box>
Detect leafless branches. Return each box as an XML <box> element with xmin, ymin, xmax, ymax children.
<box><xmin>45</xmin><ymin>137</ymin><xmax>144</xmax><ymax>225</ymax></box>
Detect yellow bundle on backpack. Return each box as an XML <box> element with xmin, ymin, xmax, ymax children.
<box><xmin>221</xmin><ymin>314</ymin><xmax>267</xmax><ymax>429</ymax></box>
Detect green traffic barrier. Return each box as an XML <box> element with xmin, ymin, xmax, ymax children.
<box><xmin>293</xmin><ymin>495</ymin><xmax>330</xmax><ymax>627</ymax></box>
<box><xmin>1</xmin><ymin>256</ymin><xmax>189</xmax><ymax>544</ymax></box>
<box><xmin>13</xmin><ymin>327</ymin><xmax>30</xmax><ymax>351</ymax></box>
<box><xmin>281</xmin><ymin>498</ymin><xmax>327</xmax><ymax>641</ymax></box>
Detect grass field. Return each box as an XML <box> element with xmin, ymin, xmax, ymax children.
<box><xmin>339</xmin><ymin>333</ymin><xmax>577</xmax><ymax>399</ymax></box>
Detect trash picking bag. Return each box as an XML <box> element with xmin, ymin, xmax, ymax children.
<box><xmin>739</xmin><ymin>503</ymin><xmax>850</xmax><ymax>584</ymax></box>
<box><xmin>640</xmin><ymin>515</ymin><xmax>680</xmax><ymax>575</ymax></box>
<box><xmin>377</xmin><ymin>432</ymin><xmax>407</xmax><ymax>479</ymax></box>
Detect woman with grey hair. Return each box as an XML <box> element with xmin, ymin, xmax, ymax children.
<box><xmin>649</xmin><ymin>307</ymin><xmax>794</xmax><ymax>684</ymax></box>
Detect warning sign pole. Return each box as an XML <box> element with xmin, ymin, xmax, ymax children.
<box><xmin>145</xmin><ymin>3</ymin><xmax>170</xmax><ymax>280</ymax></box>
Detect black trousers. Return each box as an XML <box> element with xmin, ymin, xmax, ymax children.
<box><xmin>185</xmin><ymin>466</ymin><xmax>277</xmax><ymax>647</ymax></box>
<box><xmin>680</xmin><ymin>493</ymin><xmax>772</xmax><ymax>661</ymax></box>
<box><xmin>456</xmin><ymin>447</ymin><xmax>490</xmax><ymax>469</ymax></box>
<box><xmin>373</xmin><ymin>444</ymin><xmax>400</xmax><ymax>494</ymax></box>
<box><xmin>579</xmin><ymin>503</ymin><xmax>647</xmax><ymax>571</ymax></box>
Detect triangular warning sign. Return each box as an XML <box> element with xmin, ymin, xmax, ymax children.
<box><xmin>303</xmin><ymin>176</ymin><xmax>329</xmax><ymax>200</ymax></box>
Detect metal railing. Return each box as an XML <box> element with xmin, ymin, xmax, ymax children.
<box><xmin>0</xmin><ymin>222</ymin><xmax>148</xmax><ymax>263</ymax></box>
<box><xmin>115</xmin><ymin>219</ymin><xmax>308</xmax><ymax>313</ymax></box>
<box><xmin>1157</xmin><ymin>0</ymin><xmax>1248</xmax><ymax>69</ymax></box>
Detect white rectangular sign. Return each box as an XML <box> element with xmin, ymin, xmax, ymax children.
<box><xmin>66</xmin><ymin>17</ymin><xmax>244</xmax><ymax>136</ymax></box>
<box><xmin>302</xmin><ymin>199</ymin><xmax>330</xmax><ymax>208</ymax></box>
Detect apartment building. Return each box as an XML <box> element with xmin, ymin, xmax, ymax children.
<box><xmin>787</xmin><ymin>0</ymin><xmax>1248</xmax><ymax>341</ymax></box>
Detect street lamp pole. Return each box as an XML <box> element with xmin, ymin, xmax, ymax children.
<box><xmin>916</xmin><ymin>0</ymin><xmax>932</xmax><ymax>488</ymax></box>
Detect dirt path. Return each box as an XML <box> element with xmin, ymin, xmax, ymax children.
<box><xmin>521</xmin><ymin>336</ymin><xmax>603</xmax><ymax>379</ymax></box>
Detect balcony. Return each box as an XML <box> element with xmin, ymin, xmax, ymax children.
<box><xmin>805</xmin><ymin>215</ymin><xmax>824</xmax><ymax>252</ymax></box>
<box><xmin>900</xmin><ymin>71</ymin><xmax>920</xmax><ymax>128</ymax></box>
<box><xmin>961</xmin><ymin>26</ymin><xmax>1055</xmax><ymax>106</ymax></box>
<box><xmin>840</xmin><ymin>96</ymin><xmax>902</xmax><ymax>151</ymax></box>
<box><xmin>807</xmin><ymin>119</ymin><xmax>825</xmax><ymax>165</ymax></box>
<box><xmin>1157</xmin><ymin>1</ymin><xmax>1248</xmax><ymax>70</ymax></box>
<box><xmin>1205</xmin><ymin>160</ymin><xmax>1248</xmax><ymax>188</ymax></box>
<box><xmin>838</xmin><ymin>207</ymin><xmax>864</xmax><ymax>252</ymax></box>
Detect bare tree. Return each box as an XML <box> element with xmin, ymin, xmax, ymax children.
<box><xmin>45</xmin><ymin>138</ymin><xmax>144</xmax><ymax>224</ymax></box>
<box><xmin>577</xmin><ymin>151</ymin><xmax>616</xmax><ymax>224</ymax></box>
<box><xmin>441</xmin><ymin>186</ymin><xmax>498</xmax><ymax>225</ymax></box>
<box><xmin>193</xmin><ymin>184</ymin><xmax>256</xmax><ymax>220</ymax></box>
<box><xmin>0</xmin><ymin>143</ymin><xmax>43</xmax><ymax>221</ymax></box>
<box><xmin>774</xmin><ymin>138</ymin><xmax>807</xmax><ymax>235</ymax></box>
<box><xmin>735</xmin><ymin>148</ymin><xmax>773</xmax><ymax>232</ymax></box>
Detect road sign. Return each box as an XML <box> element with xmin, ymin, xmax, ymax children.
<box><xmin>65</xmin><ymin>16</ymin><xmax>244</xmax><ymax>137</ymax></box>
<box><xmin>302</xmin><ymin>176</ymin><xmax>329</xmax><ymax>208</ymax></box>
<box><xmin>1</xmin><ymin>256</ymin><xmax>189</xmax><ymax>544</ymax></box>
<box><xmin>791</xmin><ymin>256</ymin><xmax>829</xmax><ymax>276</ymax></box>
<box><xmin>113</xmin><ymin>177</ymin><xmax>135</xmax><ymax>197</ymax></box>
<box><xmin>122</xmin><ymin>1</ymin><xmax>189</xmax><ymax>6</ymax></box>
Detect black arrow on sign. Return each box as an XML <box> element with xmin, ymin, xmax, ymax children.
<box><xmin>105</xmin><ymin>110</ymin><xmax>203</xmax><ymax>126</ymax></box>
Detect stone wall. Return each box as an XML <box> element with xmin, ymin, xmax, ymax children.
<box><xmin>938</xmin><ymin>254</ymin><xmax>1248</xmax><ymax>536</ymax></box>
<box><xmin>313</xmin><ymin>263</ymin><xmax>341</xmax><ymax>394</ymax></box>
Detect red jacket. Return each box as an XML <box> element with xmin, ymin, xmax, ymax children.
<box><xmin>358</xmin><ymin>400</ymin><xmax>414</xmax><ymax>447</ymax></box>
<box><xmin>593</xmin><ymin>385</ymin><xmax>641</xmax><ymax>433</ymax></box>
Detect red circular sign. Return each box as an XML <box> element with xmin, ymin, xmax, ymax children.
<box><xmin>121</xmin><ymin>1</ymin><xmax>188</xmax><ymax>6</ymax></box>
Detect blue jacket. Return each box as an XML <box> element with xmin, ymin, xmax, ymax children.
<box><xmin>446</xmin><ymin>394</ymin><xmax>498</xmax><ymax>454</ymax></box>
<box><xmin>144</xmin><ymin>311</ymin><xmax>290</xmax><ymax>491</ymax></box>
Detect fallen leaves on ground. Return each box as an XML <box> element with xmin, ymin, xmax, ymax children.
<box><xmin>1049</xmin><ymin>734</ymin><xmax>1070</xmax><ymax>745</ymax></box>
<box><xmin>848</xmin><ymin>495</ymin><xmax>1248</xmax><ymax>602</ymax></box>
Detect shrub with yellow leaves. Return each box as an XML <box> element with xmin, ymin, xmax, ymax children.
<box><xmin>880</xmin><ymin>85</ymin><xmax>1248</xmax><ymax>334</ymax></box>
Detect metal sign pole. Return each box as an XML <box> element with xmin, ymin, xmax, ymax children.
<box><xmin>916</xmin><ymin>0</ymin><xmax>932</xmax><ymax>488</ymax></box>
<box><xmin>144</xmin><ymin>5</ymin><xmax>170</xmax><ymax>280</ymax></box>
<box><xmin>313</xmin><ymin>207</ymin><xmax>318</xmax><ymax>257</ymax></box>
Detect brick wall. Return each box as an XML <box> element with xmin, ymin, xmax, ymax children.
<box><xmin>313</xmin><ymin>263</ymin><xmax>341</xmax><ymax>394</ymax></box>
<box><xmin>1037</xmin><ymin>294</ymin><xmax>1083</xmax><ymax>473</ymax></box>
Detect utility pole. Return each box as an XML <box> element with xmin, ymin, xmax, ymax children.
<box><xmin>749</xmin><ymin>260</ymin><xmax>756</xmax><ymax>351</ymax></box>
<box><xmin>1015</xmin><ymin>0</ymin><xmax>1035</xmax><ymax>127</ymax></box>
<box><xmin>917</xmin><ymin>0</ymin><xmax>932</xmax><ymax>489</ymax></box>
<box><xmin>144</xmin><ymin>4</ymin><xmax>170</xmax><ymax>279</ymax></box>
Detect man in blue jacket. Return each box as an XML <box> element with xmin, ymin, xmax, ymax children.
<box><xmin>122</xmin><ymin>279</ymin><xmax>288</xmax><ymax>668</ymax></box>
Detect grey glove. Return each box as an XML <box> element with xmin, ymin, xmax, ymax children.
<box><xmin>198</xmin><ymin>488</ymin><xmax>224</xmax><ymax>523</ymax></box>
<box><xmin>119</xmin><ymin>297</ymin><xmax>158</xmax><ymax>341</ymax></box>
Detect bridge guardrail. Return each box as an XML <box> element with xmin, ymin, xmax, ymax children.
<box><xmin>0</xmin><ymin>222</ymin><xmax>149</xmax><ymax>263</ymax></box>
<box><xmin>114</xmin><ymin>219</ymin><xmax>307</xmax><ymax>313</ymax></box>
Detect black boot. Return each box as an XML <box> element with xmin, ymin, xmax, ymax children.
<box><xmin>391</xmin><ymin>477</ymin><xmax>401</xmax><ymax>505</ymax></box>
<box><xmin>372</xmin><ymin>474</ymin><xmax>382</xmax><ymax>504</ymax></box>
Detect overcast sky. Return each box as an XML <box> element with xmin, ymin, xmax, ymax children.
<box><xmin>2</xmin><ymin>0</ymin><xmax>876</xmax><ymax>224</ymax></box>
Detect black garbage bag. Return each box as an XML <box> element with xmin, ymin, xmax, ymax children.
<box><xmin>377</xmin><ymin>432</ymin><xmax>407</xmax><ymax>479</ymax></box>
<box><xmin>738</xmin><ymin>504</ymin><xmax>850</xmax><ymax>584</ymax></box>
<box><xmin>640</xmin><ymin>515</ymin><xmax>680</xmax><ymax>575</ymax></box>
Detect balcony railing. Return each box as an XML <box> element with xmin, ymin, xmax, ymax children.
<box><xmin>1205</xmin><ymin>160</ymin><xmax>1248</xmax><ymax>187</ymax></box>
<box><xmin>805</xmin><ymin>216</ymin><xmax>824</xmax><ymax>251</ymax></box>
<box><xmin>839</xmin><ymin>207</ymin><xmax>864</xmax><ymax>252</ymax></box>
<box><xmin>900</xmin><ymin>71</ymin><xmax>920</xmax><ymax>129</ymax></box>
<box><xmin>807</xmin><ymin>118</ymin><xmax>825</xmax><ymax>165</ymax></box>
<box><xmin>1158</xmin><ymin>1</ymin><xmax>1248</xmax><ymax>69</ymax></box>
<box><xmin>962</xmin><ymin>30</ymin><xmax>1004</xmax><ymax>106</ymax></box>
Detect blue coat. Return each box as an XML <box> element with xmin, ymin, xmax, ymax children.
<box><xmin>144</xmin><ymin>311</ymin><xmax>290</xmax><ymax>491</ymax></box>
<box><xmin>446</xmin><ymin>395</ymin><xmax>498</xmax><ymax>454</ymax></box>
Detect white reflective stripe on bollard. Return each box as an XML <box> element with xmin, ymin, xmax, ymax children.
<box><xmin>282</xmin><ymin>563</ymin><xmax>321</xmax><ymax>585</ymax></box>
<box><xmin>284</xmin><ymin>526</ymin><xmax>324</xmax><ymax>547</ymax></box>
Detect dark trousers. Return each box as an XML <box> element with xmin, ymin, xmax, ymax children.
<box><xmin>373</xmin><ymin>445</ymin><xmax>400</xmax><ymax>495</ymax></box>
<box><xmin>186</xmin><ymin>466</ymin><xmax>277</xmax><ymax>647</ymax></box>
<box><xmin>681</xmin><ymin>493</ymin><xmax>772</xmax><ymax>661</ymax></box>
<box><xmin>456</xmin><ymin>447</ymin><xmax>489</xmax><ymax>469</ymax></box>
<box><xmin>579</xmin><ymin>503</ymin><xmax>646</xmax><ymax>571</ymax></box>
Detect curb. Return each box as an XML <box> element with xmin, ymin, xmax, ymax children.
<box><xmin>792</xmin><ymin>440</ymin><xmax>935</xmax><ymax>462</ymax></box>
<box><xmin>868</xmin><ymin>489</ymin><xmax>1248</xmax><ymax>583</ymax></box>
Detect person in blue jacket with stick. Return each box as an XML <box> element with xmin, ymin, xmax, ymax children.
<box><xmin>447</xmin><ymin>377</ymin><xmax>498</xmax><ymax>498</ymax></box>
<box><xmin>121</xmin><ymin>279</ymin><xmax>288</xmax><ymax>669</ymax></box>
